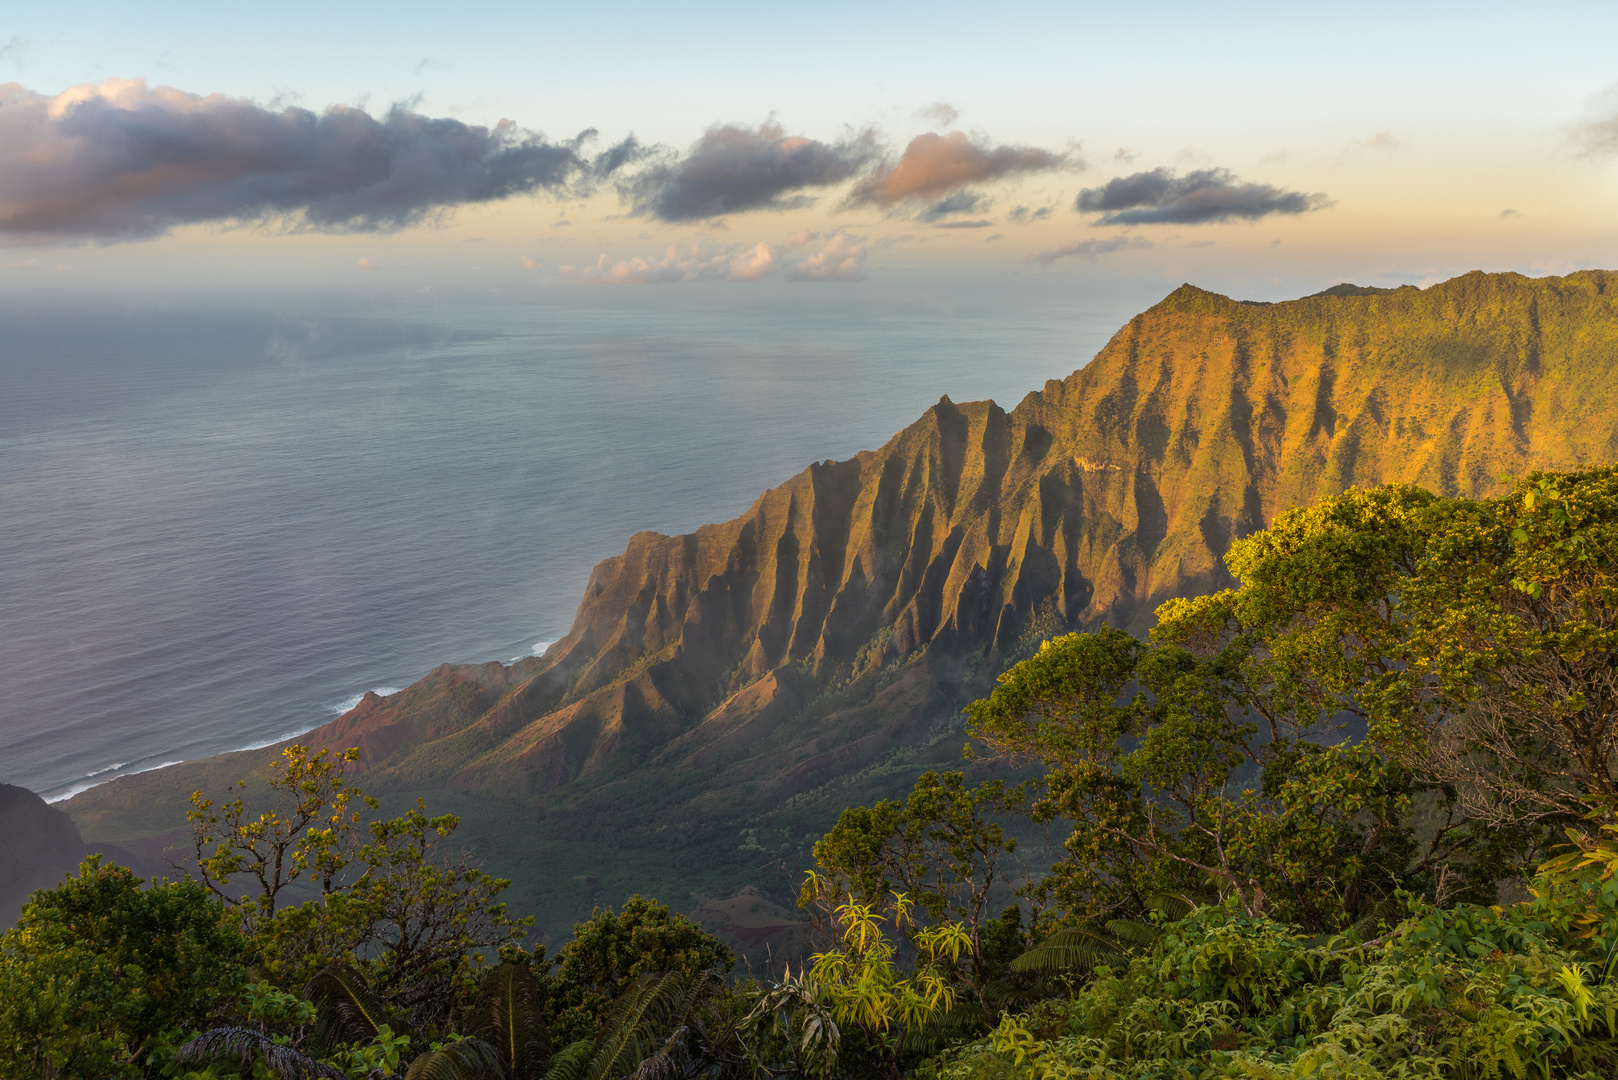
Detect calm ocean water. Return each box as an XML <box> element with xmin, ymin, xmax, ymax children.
<box><xmin>0</xmin><ymin>276</ymin><xmax>1151</xmax><ymax>800</ymax></box>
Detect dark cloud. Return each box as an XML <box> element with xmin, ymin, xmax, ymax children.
<box><xmin>1007</xmin><ymin>205</ymin><xmax>1051</xmax><ymax>223</ymax></box>
<box><xmin>626</xmin><ymin>121</ymin><xmax>875</xmax><ymax>221</ymax></box>
<box><xmin>920</xmin><ymin>190</ymin><xmax>986</xmax><ymax>221</ymax></box>
<box><xmin>1026</xmin><ymin>235</ymin><xmax>1152</xmax><ymax>266</ymax></box>
<box><xmin>847</xmin><ymin>131</ymin><xmax>1071</xmax><ymax>206</ymax></box>
<box><xmin>0</xmin><ymin>79</ymin><xmax>614</xmax><ymax>242</ymax></box>
<box><xmin>1075</xmin><ymin>168</ymin><xmax>1328</xmax><ymax>226</ymax></box>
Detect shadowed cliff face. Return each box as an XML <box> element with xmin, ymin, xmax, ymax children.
<box><xmin>64</xmin><ymin>269</ymin><xmax>1618</xmax><ymax>932</ymax></box>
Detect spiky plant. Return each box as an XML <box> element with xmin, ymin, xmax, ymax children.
<box><xmin>176</xmin><ymin>1026</ymin><xmax>346</xmax><ymax>1080</ymax></box>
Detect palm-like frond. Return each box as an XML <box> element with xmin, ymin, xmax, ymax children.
<box><xmin>305</xmin><ymin>961</ymin><xmax>389</xmax><ymax>1053</ymax></box>
<box><xmin>470</xmin><ymin>961</ymin><xmax>551</xmax><ymax>1079</ymax></box>
<box><xmin>1009</xmin><ymin>926</ymin><xmax>1123</xmax><ymax>974</ymax></box>
<box><xmin>1104</xmin><ymin>918</ymin><xmax>1163</xmax><ymax>947</ymax></box>
<box><xmin>177</xmin><ymin>1026</ymin><xmax>346</xmax><ymax>1080</ymax></box>
<box><xmin>895</xmin><ymin>998</ymin><xmax>989</xmax><ymax>1055</ymax></box>
<box><xmin>404</xmin><ymin>1037</ymin><xmax>505</xmax><ymax>1080</ymax></box>
<box><xmin>1143</xmin><ymin>892</ymin><xmax>1200</xmax><ymax>921</ymax></box>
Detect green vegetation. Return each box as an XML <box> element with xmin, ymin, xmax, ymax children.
<box><xmin>13</xmin><ymin>466</ymin><xmax>1618</xmax><ymax>1077</ymax></box>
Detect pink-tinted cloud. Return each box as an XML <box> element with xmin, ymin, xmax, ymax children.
<box><xmin>562</xmin><ymin>241</ymin><xmax>776</xmax><ymax>284</ymax></box>
<box><xmin>847</xmin><ymin>131</ymin><xmax>1070</xmax><ymax>206</ymax></box>
<box><xmin>784</xmin><ymin>234</ymin><xmax>866</xmax><ymax>281</ymax></box>
<box><xmin>562</xmin><ymin>233</ymin><xmax>865</xmax><ymax>284</ymax></box>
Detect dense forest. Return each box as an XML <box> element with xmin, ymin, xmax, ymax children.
<box><xmin>9</xmin><ymin>467</ymin><xmax>1618</xmax><ymax>1078</ymax></box>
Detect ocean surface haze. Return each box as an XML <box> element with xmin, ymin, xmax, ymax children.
<box><xmin>0</xmin><ymin>276</ymin><xmax>1149</xmax><ymax>800</ymax></box>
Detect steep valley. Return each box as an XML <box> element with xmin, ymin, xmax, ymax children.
<box><xmin>58</xmin><ymin>269</ymin><xmax>1618</xmax><ymax>942</ymax></box>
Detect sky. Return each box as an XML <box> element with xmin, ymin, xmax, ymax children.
<box><xmin>5</xmin><ymin>0</ymin><xmax>1618</xmax><ymax>299</ymax></box>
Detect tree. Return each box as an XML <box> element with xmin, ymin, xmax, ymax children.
<box><xmin>189</xmin><ymin>744</ymin><xmax>528</xmax><ymax>1033</ymax></box>
<box><xmin>189</xmin><ymin>744</ymin><xmax>373</xmax><ymax>928</ymax></box>
<box><xmin>966</xmin><ymin>617</ymin><xmax>1421</xmax><ymax>931</ymax></box>
<box><xmin>969</xmin><ymin>470</ymin><xmax>1618</xmax><ymax>929</ymax></box>
<box><xmin>0</xmin><ymin>857</ymin><xmax>245</xmax><ymax>1079</ymax></box>
<box><xmin>806</xmin><ymin>770</ymin><xmax>1031</xmax><ymax>1008</ymax></box>
<box><xmin>541</xmin><ymin>895</ymin><xmax>734</xmax><ymax>1047</ymax></box>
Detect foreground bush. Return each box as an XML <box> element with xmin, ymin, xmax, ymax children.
<box><xmin>0</xmin><ymin>857</ymin><xmax>244</xmax><ymax>1079</ymax></box>
<box><xmin>926</xmin><ymin>891</ymin><xmax>1618</xmax><ymax>1080</ymax></box>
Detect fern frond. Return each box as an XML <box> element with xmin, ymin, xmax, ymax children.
<box><xmin>177</xmin><ymin>1026</ymin><xmax>346</xmax><ymax>1080</ymax></box>
<box><xmin>472</xmin><ymin>961</ymin><xmax>550</xmax><ymax>1078</ymax></box>
<box><xmin>305</xmin><ymin>961</ymin><xmax>389</xmax><ymax>1052</ymax></box>
<box><xmin>1104</xmin><ymin>918</ymin><xmax>1162</xmax><ymax>946</ymax></box>
<box><xmin>404</xmin><ymin>1038</ymin><xmax>504</xmax><ymax>1080</ymax></box>
<box><xmin>538</xmin><ymin>1040</ymin><xmax>594</xmax><ymax>1080</ymax></box>
<box><xmin>1010</xmin><ymin>926</ymin><xmax>1125</xmax><ymax>974</ymax></box>
<box><xmin>1143</xmin><ymin>892</ymin><xmax>1202</xmax><ymax>920</ymax></box>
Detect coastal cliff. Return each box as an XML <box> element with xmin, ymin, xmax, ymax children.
<box><xmin>65</xmin><ymin>269</ymin><xmax>1618</xmax><ymax>934</ymax></box>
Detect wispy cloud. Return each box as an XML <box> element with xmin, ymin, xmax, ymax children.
<box><xmin>847</xmin><ymin>130</ymin><xmax>1072</xmax><ymax>206</ymax></box>
<box><xmin>1007</xmin><ymin>205</ymin><xmax>1051</xmax><ymax>223</ymax></box>
<box><xmin>0</xmin><ymin>36</ymin><xmax>27</xmax><ymax>71</ymax></box>
<box><xmin>1075</xmin><ymin>167</ymin><xmax>1328</xmax><ymax>225</ymax></box>
<box><xmin>1574</xmin><ymin>82</ymin><xmax>1618</xmax><ymax>157</ymax></box>
<box><xmin>1026</xmin><ymin>235</ymin><xmax>1152</xmax><ymax>266</ymax></box>
<box><xmin>625</xmin><ymin>121</ymin><xmax>875</xmax><ymax>221</ymax></box>
<box><xmin>0</xmin><ymin>78</ymin><xmax>624</xmax><ymax>243</ymax></box>
<box><xmin>916</xmin><ymin>102</ymin><xmax>960</xmax><ymax>127</ymax></box>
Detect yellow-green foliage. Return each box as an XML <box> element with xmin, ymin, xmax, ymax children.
<box><xmin>927</xmin><ymin>869</ymin><xmax>1618</xmax><ymax>1080</ymax></box>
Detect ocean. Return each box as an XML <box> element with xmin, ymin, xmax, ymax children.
<box><xmin>0</xmin><ymin>274</ymin><xmax>1151</xmax><ymax>801</ymax></box>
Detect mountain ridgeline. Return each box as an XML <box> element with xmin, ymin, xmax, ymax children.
<box><xmin>62</xmin><ymin>269</ymin><xmax>1618</xmax><ymax>936</ymax></box>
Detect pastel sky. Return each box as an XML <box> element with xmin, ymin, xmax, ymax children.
<box><xmin>5</xmin><ymin>0</ymin><xmax>1618</xmax><ymax>298</ymax></box>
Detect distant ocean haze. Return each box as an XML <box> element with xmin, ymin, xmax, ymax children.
<box><xmin>0</xmin><ymin>277</ymin><xmax>1145</xmax><ymax>800</ymax></box>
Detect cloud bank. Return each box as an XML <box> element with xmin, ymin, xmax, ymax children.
<box><xmin>0</xmin><ymin>79</ymin><xmax>618</xmax><ymax>242</ymax></box>
<box><xmin>848</xmin><ymin>131</ymin><xmax>1070</xmax><ymax>206</ymax></box>
<box><xmin>562</xmin><ymin>233</ymin><xmax>866</xmax><ymax>284</ymax></box>
<box><xmin>1075</xmin><ymin>168</ymin><xmax>1328</xmax><ymax>225</ymax></box>
<box><xmin>1027</xmin><ymin>235</ymin><xmax>1152</xmax><ymax>265</ymax></box>
<box><xmin>626</xmin><ymin>121</ymin><xmax>874</xmax><ymax>221</ymax></box>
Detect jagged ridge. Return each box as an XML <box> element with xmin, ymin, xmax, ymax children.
<box><xmin>65</xmin><ymin>269</ymin><xmax>1618</xmax><ymax>933</ymax></box>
